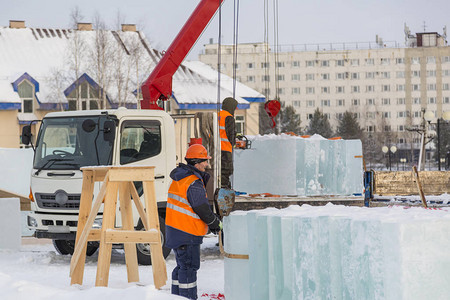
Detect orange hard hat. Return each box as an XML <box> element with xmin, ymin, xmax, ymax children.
<box><xmin>185</xmin><ymin>144</ymin><xmax>211</xmax><ymax>159</ymax></box>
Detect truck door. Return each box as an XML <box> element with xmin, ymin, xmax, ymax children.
<box><xmin>118</xmin><ymin>119</ymin><xmax>168</xmax><ymax>204</ymax></box>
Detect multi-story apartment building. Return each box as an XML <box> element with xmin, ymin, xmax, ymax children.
<box><xmin>199</xmin><ymin>30</ymin><xmax>450</xmax><ymax>164</ymax></box>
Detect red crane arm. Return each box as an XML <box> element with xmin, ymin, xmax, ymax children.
<box><xmin>140</xmin><ymin>0</ymin><xmax>224</xmax><ymax>109</ymax></box>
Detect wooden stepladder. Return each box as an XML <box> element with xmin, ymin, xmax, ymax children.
<box><xmin>69</xmin><ymin>166</ymin><xmax>167</xmax><ymax>288</ymax></box>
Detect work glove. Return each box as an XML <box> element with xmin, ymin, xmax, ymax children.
<box><xmin>208</xmin><ymin>216</ymin><xmax>223</xmax><ymax>235</ymax></box>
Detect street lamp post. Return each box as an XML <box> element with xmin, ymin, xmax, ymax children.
<box><xmin>382</xmin><ymin>145</ymin><xmax>397</xmax><ymax>171</ymax></box>
<box><xmin>400</xmin><ymin>158</ymin><xmax>407</xmax><ymax>171</ymax></box>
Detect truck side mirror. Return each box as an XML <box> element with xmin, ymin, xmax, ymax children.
<box><xmin>103</xmin><ymin>120</ymin><xmax>116</xmax><ymax>143</ymax></box>
<box><xmin>22</xmin><ymin>125</ymin><xmax>32</xmax><ymax>145</ymax></box>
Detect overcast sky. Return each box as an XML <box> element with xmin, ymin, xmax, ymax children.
<box><xmin>1</xmin><ymin>0</ymin><xmax>449</xmax><ymax>60</ymax></box>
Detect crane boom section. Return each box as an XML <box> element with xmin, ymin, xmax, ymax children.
<box><xmin>141</xmin><ymin>0</ymin><xmax>224</xmax><ymax>109</ymax></box>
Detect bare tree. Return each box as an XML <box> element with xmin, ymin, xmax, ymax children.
<box><xmin>67</xmin><ymin>6</ymin><xmax>86</xmax><ymax>110</ymax></box>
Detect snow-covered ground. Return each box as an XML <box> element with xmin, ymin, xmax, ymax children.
<box><xmin>0</xmin><ymin>235</ymin><xmax>224</xmax><ymax>300</ymax></box>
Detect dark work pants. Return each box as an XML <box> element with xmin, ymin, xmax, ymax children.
<box><xmin>171</xmin><ymin>244</ymin><xmax>201</xmax><ymax>300</ymax></box>
<box><xmin>221</xmin><ymin>151</ymin><xmax>233</xmax><ymax>189</ymax></box>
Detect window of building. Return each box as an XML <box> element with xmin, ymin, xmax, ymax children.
<box><xmin>247</xmin><ymin>75</ymin><xmax>255</xmax><ymax>82</ymax></box>
<box><xmin>427</xmin><ymin>56</ymin><xmax>436</xmax><ymax>64</ymax></box>
<box><xmin>443</xmin><ymin>83</ymin><xmax>450</xmax><ymax>90</ymax></box>
<box><xmin>263</xmin><ymin>88</ymin><xmax>270</xmax><ymax>95</ymax></box>
<box><xmin>397</xmin><ymin>111</ymin><xmax>407</xmax><ymax>118</ymax></box>
<box><xmin>306</xmin><ymin>60</ymin><xmax>315</xmax><ymax>67</ymax></box>
<box><xmin>382</xmin><ymin>98</ymin><xmax>390</xmax><ymax>105</ymax></box>
<box><xmin>413</xmin><ymin>97</ymin><xmax>421</xmax><ymax>104</ymax></box>
<box><xmin>382</xmin><ymin>85</ymin><xmax>390</xmax><ymax>92</ymax></box>
<box><xmin>277</xmin><ymin>75</ymin><xmax>285</xmax><ymax>81</ymax></box>
<box><xmin>366</xmin><ymin>85</ymin><xmax>375</xmax><ymax>92</ymax></box>
<box><xmin>396</xmin><ymin>58</ymin><xmax>405</xmax><ymax>64</ymax></box>
<box><xmin>366</xmin><ymin>112</ymin><xmax>375</xmax><ymax>119</ymax></box>
<box><xmin>444</xmin><ymin>70</ymin><xmax>450</xmax><ymax>76</ymax></box>
<box><xmin>306</xmin><ymin>87</ymin><xmax>315</xmax><ymax>94</ymax></box>
<box><xmin>412</xmin><ymin>84</ymin><xmax>420</xmax><ymax>91</ymax></box>
<box><xmin>366</xmin><ymin>125</ymin><xmax>375</xmax><ymax>132</ymax></box>
<box><xmin>291</xmin><ymin>60</ymin><xmax>300</xmax><ymax>67</ymax></box>
<box><xmin>366</xmin><ymin>72</ymin><xmax>375</xmax><ymax>79</ymax></box>
<box><xmin>442</xmin><ymin>56</ymin><xmax>450</xmax><ymax>63</ymax></box>
<box><xmin>381</xmin><ymin>58</ymin><xmax>390</xmax><ymax>65</ymax></box>
<box><xmin>427</xmin><ymin>83</ymin><xmax>436</xmax><ymax>91</ymax></box>
<box><xmin>277</xmin><ymin>88</ymin><xmax>285</xmax><ymax>95</ymax></box>
<box><xmin>321</xmin><ymin>87</ymin><xmax>330</xmax><ymax>94</ymax></box>
<box><xmin>292</xmin><ymin>87</ymin><xmax>301</xmax><ymax>94</ymax></box>
<box><xmin>351</xmin><ymin>86</ymin><xmax>360</xmax><ymax>93</ymax></box>
<box><xmin>233</xmin><ymin>63</ymin><xmax>240</xmax><ymax>70</ymax></box>
<box><xmin>381</xmin><ymin>72</ymin><xmax>390</xmax><ymax>79</ymax></box>
<box><xmin>277</xmin><ymin>62</ymin><xmax>285</xmax><ymax>68</ymax></box>
<box><xmin>385</xmin><ymin>125</ymin><xmax>391</xmax><ymax>132</ymax></box>
<box><xmin>351</xmin><ymin>72</ymin><xmax>359</xmax><ymax>80</ymax></box>
<box><xmin>67</xmin><ymin>81</ymin><xmax>100</xmax><ymax>111</ymax></box>
<box><xmin>411</xmin><ymin>57</ymin><xmax>420</xmax><ymax>64</ymax></box>
<box><xmin>324</xmin><ymin>113</ymin><xmax>331</xmax><ymax>120</ymax></box>
<box><xmin>398</xmin><ymin>125</ymin><xmax>405</xmax><ymax>132</ymax></box>
<box><xmin>396</xmin><ymin>84</ymin><xmax>405</xmax><ymax>91</ymax></box>
<box><xmin>17</xmin><ymin>80</ymin><xmax>34</xmax><ymax>113</ymax></box>
<box><xmin>444</xmin><ymin>96</ymin><xmax>450</xmax><ymax>104</ymax></box>
<box><xmin>293</xmin><ymin>100</ymin><xmax>301</xmax><ymax>107</ymax></box>
<box><xmin>261</xmin><ymin>62</ymin><xmax>269</xmax><ymax>68</ymax></box>
<box><xmin>383</xmin><ymin>112</ymin><xmax>391</xmax><ymax>118</ymax></box>
<box><xmin>413</xmin><ymin>111</ymin><xmax>421</xmax><ymax>118</ymax></box>
<box><xmin>397</xmin><ymin>98</ymin><xmax>406</xmax><ymax>105</ymax></box>
<box><xmin>321</xmin><ymin>99</ymin><xmax>331</xmax><ymax>107</ymax></box>
<box><xmin>306</xmin><ymin>100</ymin><xmax>315</xmax><ymax>107</ymax></box>
<box><xmin>336</xmin><ymin>72</ymin><xmax>345</xmax><ymax>80</ymax></box>
<box><xmin>291</xmin><ymin>74</ymin><xmax>301</xmax><ymax>81</ymax></box>
<box><xmin>235</xmin><ymin>116</ymin><xmax>245</xmax><ymax>135</ymax></box>
<box><xmin>365</xmin><ymin>58</ymin><xmax>374</xmax><ymax>65</ymax></box>
<box><xmin>247</xmin><ymin>62</ymin><xmax>254</xmax><ymax>69</ymax></box>
<box><xmin>262</xmin><ymin>75</ymin><xmax>270</xmax><ymax>82</ymax></box>
<box><xmin>307</xmin><ymin>113</ymin><xmax>314</xmax><ymax>120</ymax></box>
<box><xmin>352</xmin><ymin>99</ymin><xmax>360</xmax><ymax>106</ymax></box>
<box><xmin>321</xmin><ymin>73</ymin><xmax>330</xmax><ymax>80</ymax></box>
<box><xmin>396</xmin><ymin>71</ymin><xmax>405</xmax><ymax>78</ymax></box>
<box><xmin>427</xmin><ymin>70</ymin><xmax>436</xmax><ymax>77</ymax></box>
<box><xmin>428</xmin><ymin>97</ymin><xmax>436</xmax><ymax>104</ymax></box>
<box><xmin>336</xmin><ymin>86</ymin><xmax>345</xmax><ymax>93</ymax></box>
<box><xmin>351</xmin><ymin>59</ymin><xmax>359</xmax><ymax>66</ymax></box>
<box><xmin>336</xmin><ymin>113</ymin><xmax>344</xmax><ymax>120</ymax></box>
<box><xmin>412</xmin><ymin>70</ymin><xmax>420</xmax><ymax>77</ymax></box>
<box><xmin>321</xmin><ymin>60</ymin><xmax>330</xmax><ymax>67</ymax></box>
<box><xmin>306</xmin><ymin>74</ymin><xmax>315</xmax><ymax>80</ymax></box>
<box><xmin>336</xmin><ymin>59</ymin><xmax>345</xmax><ymax>66</ymax></box>
<box><xmin>336</xmin><ymin>99</ymin><xmax>345</xmax><ymax>106</ymax></box>
<box><xmin>366</xmin><ymin>98</ymin><xmax>375</xmax><ymax>105</ymax></box>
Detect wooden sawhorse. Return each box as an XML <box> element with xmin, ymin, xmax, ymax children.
<box><xmin>69</xmin><ymin>166</ymin><xmax>167</xmax><ymax>288</ymax></box>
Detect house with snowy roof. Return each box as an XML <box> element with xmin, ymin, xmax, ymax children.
<box><xmin>0</xmin><ymin>20</ymin><xmax>265</xmax><ymax>148</ymax></box>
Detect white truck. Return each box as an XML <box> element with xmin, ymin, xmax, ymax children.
<box><xmin>23</xmin><ymin>108</ymin><xmax>187</xmax><ymax>264</ymax></box>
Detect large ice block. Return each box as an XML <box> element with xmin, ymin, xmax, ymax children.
<box><xmin>234</xmin><ymin>134</ymin><xmax>363</xmax><ymax>196</ymax></box>
<box><xmin>224</xmin><ymin>205</ymin><xmax>450</xmax><ymax>300</ymax></box>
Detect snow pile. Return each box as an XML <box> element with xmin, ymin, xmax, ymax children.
<box><xmin>233</xmin><ymin>134</ymin><xmax>363</xmax><ymax>196</ymax></box>
<box><xmin>224</xmin><ymin>204</ymin><xmax>450</xmax><ymax>300</ymax></box>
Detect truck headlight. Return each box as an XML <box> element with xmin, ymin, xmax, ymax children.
<box><xmin>27</xmin><ymin>215</ymin><xmax>38</xmax><ymax>227</ymax></box>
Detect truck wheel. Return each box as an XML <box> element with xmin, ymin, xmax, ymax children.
<box><xmin>52</xmin><ymin>239</ymin><xmax>99</xmax><ymax>256</ymax></box>
<box><xmin>136</xmin><ymin>216</ymin><xmax>171</xmax><ymax>265</ymax></box>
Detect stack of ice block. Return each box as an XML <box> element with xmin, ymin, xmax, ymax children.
<box><xmin>223</xmin><ymin>205</ymin><xmax>450</xmax><ymax>300</ymax></box>
<box><xmin>233</xmin><ymin>134</ymin><xmax>363</xmax><ymax>196</ymax></box>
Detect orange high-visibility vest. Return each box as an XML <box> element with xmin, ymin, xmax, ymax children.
<box><xmin>219</xmin><ymin>110</ymin><xmax>233</xmax><ymax>152</ymax></box>
<box><xmin>166</xmin><ymin>174</ymin><xmax>208</xmax><ymax>236</ymax></box>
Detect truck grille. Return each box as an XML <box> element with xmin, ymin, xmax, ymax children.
<box><xmin>35</xmin><ymin>193</ymin><xmax>81</xmax><ymax>210</ymax></box>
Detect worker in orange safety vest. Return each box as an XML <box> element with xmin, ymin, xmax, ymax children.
<box><xmin>165</xmin><ymin>144</ymin><xmax>222</xmax><ymax>299</ymax></box>
<box><xmin>218</xmin><ymin>97</ymin><xmax>237</xmax><ymax>189</ymax></box>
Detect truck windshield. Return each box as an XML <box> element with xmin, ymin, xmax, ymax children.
<box><xmin>34</xmin><ymin>116</ymin><xmax>113</xmax><ymax>170</ymax></box>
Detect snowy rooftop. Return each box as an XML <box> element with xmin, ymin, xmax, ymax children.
<box><xmin>0</xmin><ymin>25</ymin><xmax>254</xmax><ymax>110</ymax></box>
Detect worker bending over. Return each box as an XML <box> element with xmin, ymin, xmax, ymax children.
<box><xmin>218</xmin><ymin>97</ymin><xmax>237</xmax><ymax>188</ymax></box>
<box><xmin>165</xmin><ymin>144</ymin><xmax>222</xmax><ymax>299</ymax></box>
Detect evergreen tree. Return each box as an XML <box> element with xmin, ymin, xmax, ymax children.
<box><xmin>336</xmin><ymin>111</ymin><xmax>364</xmax><ymax>139</ymax></box>
<box><xmin>305</xmin><ymin>108</ymin><xmax>333</xmax><ymax>138</ymax></box>
<box><xmin>278</xmin><ymin>102</ymin><xmax>302</xmax><ymax>135</ymax></box>
<box><xmin>433</xmin><ymin>121</ymin><xmax>450</xmax><ymax>165</ymax></box>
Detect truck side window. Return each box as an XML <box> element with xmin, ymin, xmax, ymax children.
<box><xmin>120</xmin><ymin>120</ymin><xmax>162</xmax><ymax>164</ymax></box>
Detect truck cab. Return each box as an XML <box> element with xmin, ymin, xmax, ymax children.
<box><xmin>25</xmin><ymin>108</ymin><xmax>176</xmax><ymax>264</ymax></box>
